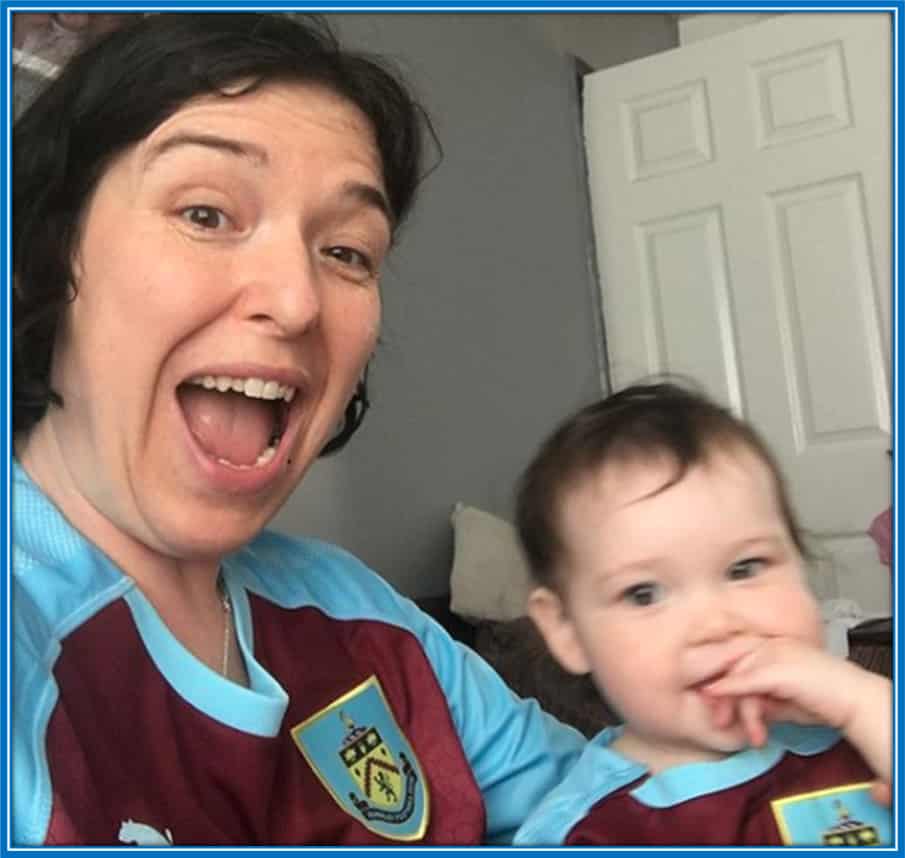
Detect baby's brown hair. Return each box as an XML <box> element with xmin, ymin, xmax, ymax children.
<box><xmin>515</xmin><ymin>382</ymin><xmax>807</xmax><ymax>591</ymax></box>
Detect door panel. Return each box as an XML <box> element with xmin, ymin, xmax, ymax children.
<box><xmin>584</xmin><ymin>13</ymin><xmax>892</xmax><ymax>612</ymax></box>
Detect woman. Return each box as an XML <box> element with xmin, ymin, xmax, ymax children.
<box><xmin>12</xmin><ymin>13</ymin><xmax>585</xmax><ymax>846</ymax></box>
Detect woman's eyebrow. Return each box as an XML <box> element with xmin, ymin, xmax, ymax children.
<box><xmin>339</xmin><ymin>180</ymin><xmax>394</xmax><ymax>229</ymax></box>
<box><xmin>141</xmin><ymin>132</ymin><xmax>394</xmax><ymax>227</ymax></box>
<box><xmin>142</xmin><ymin>132</ymin><xmax>269</xmax><ymax>170</ymax></box>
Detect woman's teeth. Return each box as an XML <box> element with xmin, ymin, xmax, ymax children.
<box><xmin>187</xmin><ymin>374</ymin><xmax>296</xmax><ymax>403</ymax></box>
<box><xmin>182</xmin><ymin>374</ymin><xmax>295</xmax><ymax>469</ymax></box>
<box><xmin>217</xmin><ymin>443</ymin><xmax>278</xmax><ymax>470</ymax></box>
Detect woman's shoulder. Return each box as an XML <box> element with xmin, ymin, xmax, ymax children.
<box><xmin>12</xmin><ymin>459</ymin><xmax>133</xmax><ymax>654</ymax></box>
<box><xmin>225</xmin><ymin>529</ymin><xmax>420</xmax><ymax>629</ymax></box>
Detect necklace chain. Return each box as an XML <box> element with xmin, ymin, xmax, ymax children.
<box><xmin>219</xmin><ymin>578</ymin><xmax>232</xmax><ymax>678</ymax></box>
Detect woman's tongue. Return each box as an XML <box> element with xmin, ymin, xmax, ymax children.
<box><xmin>179</xmin><ymin>385</ymin><xmax>274</xmax><ymax>466</ymax></box>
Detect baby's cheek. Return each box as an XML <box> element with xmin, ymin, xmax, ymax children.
<box><xmin>788</xmin><ymin>590</ymin><xmax>825</xmax><ymax>647</ymax></box>
<box><xmin>809</xmin><ymin>613</ymin><xmax>826</xmax><ymax>648</ymax></box>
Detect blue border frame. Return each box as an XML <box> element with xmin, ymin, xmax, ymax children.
<box><xmin>1</xmin><ymin>3</ymin><xmax>901</xmax><ymax>856</ymax></box>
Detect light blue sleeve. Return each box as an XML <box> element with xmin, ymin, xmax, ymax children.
<box><xmin>401</xmin><ymin>600</ymin><xmax>588</xmax><ymax>844</ymax></box>
<box><xmin>11</xmin><ymin>584</ymin><xmax>59</xmax><ymax>846</ymax></box>
<box><xmin>512</xmin><ymin>730</ymin><xmax>645</xmax><ymax>846</ymax></box>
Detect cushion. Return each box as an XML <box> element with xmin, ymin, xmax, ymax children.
<box><xmin>449</xmin><ymin>503</ymin><xmax>534</xmax><ymax>622</ymax></box>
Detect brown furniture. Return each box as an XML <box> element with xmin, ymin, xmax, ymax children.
<box><xmin>848</xmin><ymin>617</ymin><xmax>893</xmax><ymax>679</ymax></box>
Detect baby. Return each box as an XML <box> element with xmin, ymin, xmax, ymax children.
<box><xmin>512</xmin><ymin>382</ymin><xmax>891</xmax><ymax>846</ymax></box>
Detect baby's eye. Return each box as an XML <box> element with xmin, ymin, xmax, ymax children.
<box><xmin>621</xmin><ymin>582</ymin><xmax>662</xmax><ymax>607</ymax></box>
<box><xmin>180</xmin><ymin>205</ymin><xmax>230</xmax><ymax>231</ymax></box>
<box><xmin>323</xmin><ymin>246</ymin><xmax>375</xmax><ymax>279</ymax></box>
<box><xmin>727</xmin><ymin>558</ymin><xmax>766</xmax><ymax>581</ymax></box>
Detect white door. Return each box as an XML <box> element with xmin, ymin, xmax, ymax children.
<box><xmin>583</xmin><ymin>13</ymin><xmax>892</xmax><ymax>613</ymax></box>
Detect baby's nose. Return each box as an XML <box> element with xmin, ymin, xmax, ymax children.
<box><xmin>687</xmin><ymin>589</ymin><xmax>745</xmax><ymax>645</ymax></box>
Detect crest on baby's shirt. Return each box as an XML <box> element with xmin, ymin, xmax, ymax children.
<box><xmin>771</xmin><ymin>782</ymin><xmax>891</xmax><ymax>846</ymax></box>
<box><xmin>290</xmin><ymin>675</ymin><xmax>429</xmax><ymax>841</ymax></box>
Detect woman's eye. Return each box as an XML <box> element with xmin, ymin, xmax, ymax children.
<box><xmin>727</xmin><ymin>558</ymin><xmax>766</xmax><ymax>581</ymax></box>
<box><xmin>622</xmin><ymin>582</ymin><xmax>662</xmax><ymax>607</ymax></box>
<box><xmin>323</xmin><ymin>246</ymin><xmax>375</xmax><ymax>278</ymax></box>
<box><xmin>180</xmin><ymin>205</ymin><xmax>229</xmax><ymax>231</ymax></box>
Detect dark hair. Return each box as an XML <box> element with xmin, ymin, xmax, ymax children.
<box><xmin>13</xmin><ymin>12</ymin><xmax>435</xmax><ymax>449</ymax></box>
<box><xmin>515</xmin><ymin>381</ymin><xmax>808</xmax><ymax>589</ymax></box>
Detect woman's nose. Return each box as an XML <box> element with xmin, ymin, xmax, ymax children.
<box><xmin>238</xmin><ymin>233</ymin><xmax>322</xmax><ymax>336</ymax></box>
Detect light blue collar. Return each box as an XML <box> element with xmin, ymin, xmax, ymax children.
<box><xmin>607</xmin><ymin>723</ymin><xmax>842</xmax><ymax>807</ymax></box>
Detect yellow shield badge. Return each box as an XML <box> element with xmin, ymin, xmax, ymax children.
<box><xmin>771</xmin><ymin>782</ymin><xmax>891</xmax><ymax>846</ymax></box>
<box><xmin>291</xmin><ymin>676</ymin><xmax>429</xmax><ymax>841</ymax></box>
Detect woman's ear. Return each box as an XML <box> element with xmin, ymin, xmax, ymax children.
<box><xmin>527</xmin><ymin>586</ymin><xmax>591</xmax><ymax>676</ymax></box>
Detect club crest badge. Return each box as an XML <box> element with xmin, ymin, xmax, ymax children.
<box><xmin>290</xmin><ymin>675</ymin><xmax>429</xmax><ymax>841</ymax></box>
<box><xmin>771</xmin><ymin>782</ymin><xmax>891</xmax><ymax>846</ymax></box>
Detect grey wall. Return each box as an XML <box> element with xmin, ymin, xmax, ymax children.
<box><xmin>273</xmin><ymin>14</ymin><xmax>612</xmax><ymax>598</ymax></box>
<box><xmin>538</xmin><ymin>13</ymin><xmax>678</xmax><ymax>71</ymax></box>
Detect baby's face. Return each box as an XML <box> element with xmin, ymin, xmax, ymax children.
<box><xmin>552</xmin><ymin>447</ymin><xmax>823</xmax><ymax>772</ymax></box>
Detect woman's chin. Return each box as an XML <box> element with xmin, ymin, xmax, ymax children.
<box><xmin>147</xmin><ymin>503</ymin><xmax>276</xmax><ymax>562</ymax></box>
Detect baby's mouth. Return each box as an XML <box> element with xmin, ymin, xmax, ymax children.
<box><xmin>177</xmin><ymin>375</ymin><xmax>296</xmax><ymax>469</ymax></box>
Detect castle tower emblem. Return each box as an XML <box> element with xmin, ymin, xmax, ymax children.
<box><xmin>338</xmin><ymin>710</ymin><xmax>405</xmax><ymax>810</ymax></box>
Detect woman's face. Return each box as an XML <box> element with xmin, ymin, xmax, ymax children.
<box><xmin>43</xmin><ymin>81</ymin><xmax>389</xmax><ymax>559</ymax></box>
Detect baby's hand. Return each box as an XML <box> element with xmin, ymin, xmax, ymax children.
<box><xmin>683</xmin><ymin>634</ymin><xmax>768</xmax><ymax>742</ymax></box>
<box><xmin>703</xmin><ymin>638</ymin><xmax>867</xmax><ymax>731</ymax></box>
<box><xmin>702</xmin><ymin>637</ymin><xmax>892</xmax><ymax>796</ymax></box>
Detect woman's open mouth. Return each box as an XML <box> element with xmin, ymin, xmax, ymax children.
<box><xmin>176</xmin><ymin>374</ymin><xmax>297</xmax><ymax>469</ymax></box>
